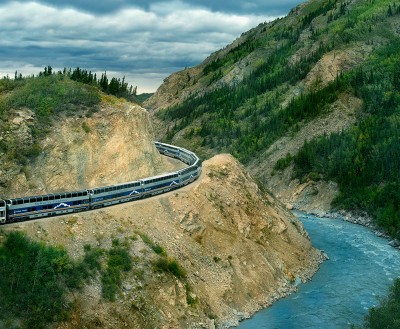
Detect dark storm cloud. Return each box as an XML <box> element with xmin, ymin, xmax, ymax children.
<box><xmin>0</xmin><ymin>0</ymin><xmax>303</xmax><ymax>92</ymax></box>
<box><xmin>1</xmin><ymin>0</ymin><xmax>302</xmax><ymax>15</ymax></box>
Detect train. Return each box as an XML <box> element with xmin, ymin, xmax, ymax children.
<box><xmin>0</xmin><ymin>142</ymin><xmax>201</xmax><ymax>224</ymax></box>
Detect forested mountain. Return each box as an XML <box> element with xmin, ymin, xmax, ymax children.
<box><xmin>146</xmin><ymin>0</ymin><xmax>400</xmax><ymax>238</ymax></box>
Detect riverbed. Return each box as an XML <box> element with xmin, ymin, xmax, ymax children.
<box><xmin>237</xmin><ymin>212</ymin><xmax>400</xmax><ymax>329</ymax></box>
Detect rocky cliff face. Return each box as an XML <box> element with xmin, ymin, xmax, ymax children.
<box><xmin>1</xmin><ymin>98</ymin><xmax>181</xmax><ymax>198</ymax></box>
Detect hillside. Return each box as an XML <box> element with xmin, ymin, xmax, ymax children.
<box><xmin>1</xmin><ymin>155</ymin><xmax>323</xmax><ymax>329</ymax></box>
<box><xmin>0</xmin><ymin>73</ymin><xmax>174</xmax><ymax>199</ymax></box>
<box><xmin>0</xmin><ymin>74</ymin><xmax>323</xmax><ymax>328</ymax></box>
<box><xmin>145</xmin><ymin>0</ymin><xmax>400</xmax><ymax>238</ymax></box>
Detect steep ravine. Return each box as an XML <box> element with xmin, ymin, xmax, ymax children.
<box><xmin>2</xmin><ymin>102</ymin><xmax>324</xmax><ymax>329</ymax></box>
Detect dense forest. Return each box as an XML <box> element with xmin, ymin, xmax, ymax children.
<box><xmin>157</xmin><ymin>0</ymin><xmax>400</xmax><ymax>238</ymax></box>
<box><xmin>280</xmin><ymin>40</ymin><xmax>400</xmax><ymax>238</ymax></box>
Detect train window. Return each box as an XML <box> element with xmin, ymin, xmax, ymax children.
<box><xmin>17</xmin><ymin>199</ymin><xmax>23</xmax><ymax>205</ymax></box>
<box><xmin>30</xmin><ymin>197</ymin><xmax>36</xmax><ymax>203</ymax></box>
<box><xmin>43</xmin><ymin>196</ymin><xmax>48</xmax><ymax>201</ymax></box>
<box><xmin>66</xmin><ymin>193</ymin><xmax>71</xmax><ymax>198</ymax></box>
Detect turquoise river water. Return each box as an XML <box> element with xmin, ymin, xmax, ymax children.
<box><xmin>237</xmin><ymin>211</ymin><xmax>400</xmax><ymax>329</ymax></box>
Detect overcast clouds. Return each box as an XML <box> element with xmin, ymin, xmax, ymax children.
<box><xmin>0</xmin><ymin>0</ymin><xmax>303</xmax><ymax>93</ymax></box>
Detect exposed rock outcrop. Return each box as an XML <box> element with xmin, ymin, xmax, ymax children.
<box><xmin>1</xmin><ymin>99</ymin><xmax>182</xmax><ymax>198</ymax></box>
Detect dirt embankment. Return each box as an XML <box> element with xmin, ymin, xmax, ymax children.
<box><xmin>3</xmin><ymin>154</ymin><xmax>324</xmax><ymax>329</ymax></box>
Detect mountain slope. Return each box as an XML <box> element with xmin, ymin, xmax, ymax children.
<box><xmin>146</xmin><ymin>0</ymin><xmax>400</xmax><ymax>237</ymax></box>
<box><xmin>0</xmin><ymin>73</ymin><xmax>323</xmax><ymax>329</ymax></box>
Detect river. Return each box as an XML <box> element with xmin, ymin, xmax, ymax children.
<box><xmin>237</xmin><ymin>211</ymin><xmax>400</xmax><ymax>329</ymax></box>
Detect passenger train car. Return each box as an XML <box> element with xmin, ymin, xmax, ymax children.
<box><xmin>0</xmin><ymin>142</ymin><xmax>201</xmax><ymax>224</ymax></box>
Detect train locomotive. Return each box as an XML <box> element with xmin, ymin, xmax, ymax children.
<box><xmin>0</xmin><ymin>142</ymin><xmax>201</xmax><ymax>224</ymax></box>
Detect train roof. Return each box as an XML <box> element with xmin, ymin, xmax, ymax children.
<box><xmin>7</xmin><ymin>189</ymin><xmax>88</xmax><ymax>202</ymax></box>
<box><xmin>89</xmin><ymin>179</ymin><xmax>141</xmax><ymax>191</ymax></box>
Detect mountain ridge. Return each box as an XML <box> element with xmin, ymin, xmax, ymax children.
<box><xmin>146</xmin><ymin>0</ymin><xmax>400</xmax><ymax>238</ymax></box>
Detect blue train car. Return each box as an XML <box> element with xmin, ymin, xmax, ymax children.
<box><xmin>88</xmin><ymin>181</ymin><xmax>142</xmax><ymax>208</ymax></box>
<box><xmin>154</xmin><ymin>142</ymin><xmax>181</xmax><ymax>159</ymax></box>
<box><xmin>0</xmin><ymin>141</ymin><xmax>202</xmax><ymax>225</ymax></box>
<box><xmin>177</xmin><ymin>150</ymin><xmax>197</xmax><ymax>165</ymax></box>
<box><xmin>178</xmin><ymin>166</ymin><xmax>199</xmax><ymax>186</ymax></box>
<box><xmin>6</xmin><ymin>190</ymin><xmax>90</xmax><ymax>222</ymax></box>
<box><xmin>141</xmin><ymin>173</ymin><xmax>179</xmax><ymax>196</ymax></box>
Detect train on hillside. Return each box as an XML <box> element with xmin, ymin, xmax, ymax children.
<box><xmin>0</xmin><ymin>142</ymin><xmax>202</xmax><ymax>224</ymax></box>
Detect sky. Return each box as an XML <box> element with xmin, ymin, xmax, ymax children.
<box><xmin>0</xmin><ymin>0</ymin><xmax>304</xmax><ymax>93</ymax></box>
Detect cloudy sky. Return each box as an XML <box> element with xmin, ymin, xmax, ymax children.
<box><xmin>0</xmin><ymin>0</ymin><xmax>303</xmax><ymax>93</ymax></box>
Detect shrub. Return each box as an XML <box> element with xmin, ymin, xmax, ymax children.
<box><xmin>274</xmin><ymin>153</ymin><xmax>293</xmax><ymax>171</ymax></box>
<box><xmin>101</xmin><ymin>245</ymin><xmax>132</xmax><ymax>301</ymax></box>
<box><xmin>153</xmin><ymin>257</ymin><xmax>187</xmax><ymax>279</ymax></box>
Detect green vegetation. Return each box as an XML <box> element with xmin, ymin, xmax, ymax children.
<box><xmin>69</xmin><ymin>67</ymin><xmax>137</xmax><ymax>100</ymax></box>
<box><xmin>292</xmin><ymin>39</ymin><xmax>400</xmax><ymax>238</ymax></box>
<box><xmin>135</xmin><ymin>231</ymin><xmax>166</xmax><ymax>255</ymax></box>
<box><xmin>153</xmin><ymin>257</ymin><xmax>187</xmax><ymax>279</ymax></box>
<box><xmin>0</xmin><ymin>227</ymin><xmax>197</xmax><ymax>329</ymax></box>
<box><xmin>355</xmin><ymin>278</ymin><xmax>400</xmax><ymax>329</ymax></box>
<box><xmin>0</xmin><ymin>70</ymin><xmax>101</xmax><ymax>166</ymax></box>
<box><xmin>274</xmin><ymin>153</ymin><xmax>293</xmax><ymax>171</ymax></box>
<box><xmin>101</xmin><ymin>239</ymin><xmax>133</xmax><ymax>301</ymax></box>
<box><xmin>0</xmin><ymin>232</ymin><xmax>95</xmax><ymax>329</ymax></box>
<box><xmin>0</xmin><ymin>232</ymin><xmax>136</xmax><ymax>327</ymax></box>
<box><xmin>0</xmin><ymin>66</ymin><xmax>140</xmax><ymax>167</ymax></box>
<box><xmin>157</xmin><ymin>0</ymin><xmax>400</xmax><ymax>236</ymax></box>
<box><xmin>135</xmin><ymin>92</ymin><xmax>154</xmax><ymax>104</ymax></box>
<box><xmin>134</xmin><ymin>231</ymin><xmax>187</xmax><ymax>279</ymax></box>
<box><xmin>161</xmin><ymin>39</ymin><xmax>335</xmax><ymax>161</ymax></box>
